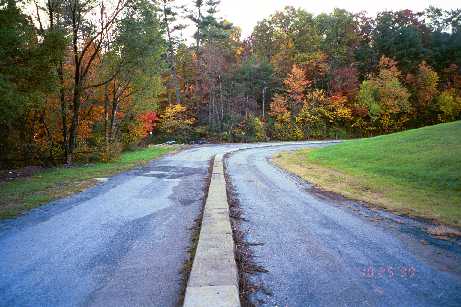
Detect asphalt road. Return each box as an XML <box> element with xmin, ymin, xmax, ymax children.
<box><xmin>226</xmin><ymin>145</ymin><xmax>461</xmax><ymax>307</ymax></box>
<box><xmin>0</xmin><ymin>143</ymin><xmax>307</xmax><ymax>306</ymax></box>
<box><xmin>0</xmin><ymin>144</ymin><xmax>249</xmax><ymax>307</ymax></box>
<box><xmin>1</xmin><ymin>143</ymin><xmax>460</xmax><ymax>307</ymax></box>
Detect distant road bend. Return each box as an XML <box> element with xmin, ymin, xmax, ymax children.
<box><xmin>0</xmin><ymin>142</ymin><xmax>460</xmax><ymax>307</ymax></box>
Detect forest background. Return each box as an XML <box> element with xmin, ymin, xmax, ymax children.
<box><xmin>1</xmin><ymin>0</ymin><xmax>460</xmax><ymax>167</ymax></box>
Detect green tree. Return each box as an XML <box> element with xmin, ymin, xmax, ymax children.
<box><xmin>99</xmin><ymin>0</ymin><xmax>166</xmax><ymax>157</ymax></box>
<box><xmin>315</xmin><ymin>9</ymin><xmax>361</xmax><ymax>68</ymax></box>
<box><xmin>425</xmin><ymin>7</ymin><xmax>461</xmax><ymax>70</ymax></box>
<box><xmin>160</xmin><ymin>0</ymin><xmax>184</xmax><ymax>104</ymax></box>
<box><xmin>357</xmin><ymin>57</ymin><xmax>411</xmax><ymax>133</ymax></box>
<box><xmin>373</xmin><ymin>10</ymin><xmax>428</xmax><ymax>73</ymax></box>
<box><xmin>0</xmin><ymin>0</ymin><xmax>64</xmax><ymax>165</ymax></box>
<box><xmin>231</xmin><ymin>56</ymin><xmax>274</xmax><ymax>117</ymax></box>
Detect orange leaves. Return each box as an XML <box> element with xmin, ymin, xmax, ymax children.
<box><xmin>138</xmin><ymin>112</ymin><xmax>159</xmax><ymax>136</ymax></box>
<box><xmin>378</xmin><ymin>56</ymin><xmax>401</xmax><ymax>78</ymax></box>
<box><xmin>415</xmin><ymin>61</ymin><xmax>439</xmax><ymax>108</ymax></box>
<box><xmin>356</xmin><ymin>57</ymin><xmax>412</xmax><ymax>132</ymax></box>
<box><xmin>329</xmin><ymin>95</ymin><xmax>347</xmax><ymax>106</ymax></box>
<box><xmin>269</xmin><ymin>93</ymin><xmax>305</xmax><ymax>140</ymax></box>
<box><xmin>269</xmin><ymin>94</ymin><xmax>289</xmax><ymax>117</ymax></box>
<box><xmin>284</xmin><ymin>64</ymin><xmax>311</xmax><ymax>104</ymax></box>
<box><xmin>269</xmin><ymin>59</ymin><xmax>357</xmax><ymax>139</ymax></box>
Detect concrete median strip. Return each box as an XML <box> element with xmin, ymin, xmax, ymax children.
<box><xmin>183</xmin><ymin>154</ymin><xmax>240</xmax><ymax>307</ymax></box>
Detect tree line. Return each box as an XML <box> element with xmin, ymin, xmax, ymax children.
<box><xmin>1</xmin><ymin>0</ymin><xmax>460</xmax><ymax>167</ymax></box>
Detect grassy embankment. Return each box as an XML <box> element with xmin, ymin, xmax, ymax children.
<box><xmin>0</xmin><ymin>145</ymin><xmax>178</xmax><ymax>219</ymax></box>
<box><xmin>273</xmin><ymin>121</ymin><xmax>461</xmax><ymax>227</ymax></box>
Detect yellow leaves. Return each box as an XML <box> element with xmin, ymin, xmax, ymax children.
<box><xmin>307</xmin><ymin>89</ymin><xmax>328</xmax><ymax>105</ymax></box>
<box><xmin>161</xmin><ymin>104</ymin><xmax>194</xmax><ymax>125</ymax></box>
<box><xmin>158</xmin><ymin>104</ymin><xmax>195</xmax><ymax>135</ymax></box>
<box><xmin>235</xmin><ymin>46</ymin><xmax>245</xmax><ymax>58</ymax></box>
<box><xmin>437</xmin><ymin>89</ymin><xmax>461</xmax><ymax>121</ymax></box>
<box><xmin>252</xmin><ymin>117</ymin><xmax>267</xmax><ymax>142</ymax></box>
<box><xmin>162</xmin><ymin>104</ymin><xmax>186</xmax><ymax>118</ymax></box>
<box><xmin>335</xmin><ymin>107</ymin><xmax>352</xmax><ymax>120</ymax></box>
<box><xmin>329</xmin><ymin>95</ymin><xmax>352</xmax><ymax>121</ymax></box>
<box><xmin>379</xmin><ymin>113</ymin><xmax>392</xmax><ymax>132</ymax></box>
<box><xmin>295</xmin><ymin>104</ymin><xmax>319</xmax><ymax>125</ymax></box>
<box><xmin>362</xmin><ymin>56</ymin><xmax>411</xmax><ymax>118</ymax></box>
<box><xmin>269</xmin><ymin>94</ymin><xmax>304</xmax><ymax>140</ymax></box>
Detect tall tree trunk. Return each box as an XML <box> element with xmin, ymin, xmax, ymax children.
<box><xmin>109</xmin><ymin>101</ymin><xmax>119</xmax><ymax>144</ymax></box>
<box><xmin>208</xmin><ymin>90</ymin><xmax>212</xmax><ymax>128</ymax></box>
<box><xmin>104</xmin><ymin>83</ymin><xmax>110</xmax><ymax>157</ymax></box>
<box><xmin>194</xmin><ymin>4</ymin><xmax>202</xmax><ymax>100</ymax></box>
<box><xmin>67</xmin><ymin>19</ymin><xmax>81</xmax><ymax>165</ymax></box>
<box><xmin>109</xmin><ymin>84</ymin><xmax>119</xmax><ymax>144</ymax></box>
<box><xmin>162</xmin><ymin>2</ymin><xmax>181</xmax><ymax>104</ymax></box>
<box><xmin>58</xmin><ymin>61</ymin><xmax>68</xmax><ymax>163</ymax></box>
<box><xmin>47</xmin><ymin>1</ymin><xmax>68</xmax><ymax>163</ymax></box>
<box><xmin>39</xmin><ymin>110</ymin><xmax>55</xmax><ymax>164</ymax></box>
<box><xmin>66</xmin><ymin>2</ymin><xmax>80</xmax><ymax>165</ymax></box>
<box><xmin>219</xmin><ymin>79</ymin><xmax>224</xmax><ymax>131</ymax></box>
<box><xmin>245</xmin><ymin>95</ymin><xmax>249</xmax><ymax>119</ymax></box>
<box><xmin>67</xmin><ymin>88</ymin><xmax>80</xmax><ymax>165</ymax></box>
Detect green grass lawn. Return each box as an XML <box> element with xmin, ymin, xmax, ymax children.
<box><xmin>274</xmin><ymin>121</ymin><xmax>461</xmax><ymax>227</ymax></box>
<box><xmin>0</xmin><ymin>145</ymin><xmax>178</xmax><ymax>219</ymax></box>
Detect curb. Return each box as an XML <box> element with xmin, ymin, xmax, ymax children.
<box><xmin>183</xmin><ymin>154</ymin><xmax>241</xmax><ymax>307</ymax></box>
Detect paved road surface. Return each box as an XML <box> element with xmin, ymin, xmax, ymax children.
<box><xmin>226</xmin><ymin>145</ymin><xmax>461</xmax><ymax>306</ymax></box>
<box><xmin>0</xmin><ymin>143</ymin><xmax>306</xmax><ymax>306</ymax></box>
<box><xmin>1</xmin><ymin>143</ymin><xmax>460</xmax><ymax>307</ymax></box>
<box><xmin>0</xmin><ymin>145</ymin><xmax>248</xmax><ymax>307</ymax></box>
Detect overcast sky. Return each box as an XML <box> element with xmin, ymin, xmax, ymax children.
<box><xmin>213</xmin><ymin>0</ymin><xmax>460</xmax><ymax>38</ymax></box>
<box><xmin>24</xmin><ymin>0</ymin><xmax>461</xmax><ymax>42</ymax></box>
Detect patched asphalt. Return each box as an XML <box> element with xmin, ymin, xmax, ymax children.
<box><xmin>0</xmin><ymin>145</ymin><xmax>245</xmax><ymax>307</ymax></box>
<box><xmin>2</xmin><ymin>142</ymin><xmax>460</xmax><ymax>307</ymax></box>
<box><xmin>225</xmin><ymin>145</ymin><xmax>461</xmax><ymax>307</ymax></box>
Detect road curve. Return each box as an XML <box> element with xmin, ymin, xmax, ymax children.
<box><xmin>225</xmin><ymin>144</ymin><xmax>461</xmax><ymax>306</ymax></box>
<box><xmin>0</xmin><ymin>142</ymin><xmax>312</xmax><ymax>307</ymax></box>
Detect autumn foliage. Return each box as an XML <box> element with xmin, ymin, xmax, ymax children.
<box><xmin>1</xmin><ymin>2</ymin><xmax>461</xmax><ymax>167</ymax></box>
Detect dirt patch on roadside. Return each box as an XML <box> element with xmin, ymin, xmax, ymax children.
<box><xmin>0</xmin><ymin>166</ymin><xmax>45</xmax><ymax>183</ymax></box>
<box><xmin>426</xmin><ymin>225</ymin><xmax>461</xmax><ymax>239</ymax></box>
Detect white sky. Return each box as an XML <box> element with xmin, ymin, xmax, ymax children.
<box><xmin>213</xmin><ymin>0</ymin><xmax>460</xmax><ymax>38</ymax></box>
<box><xmin>24</xmin><ymin>0</ymin><xmax>461</xmax><ymax>42</ymax></box>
